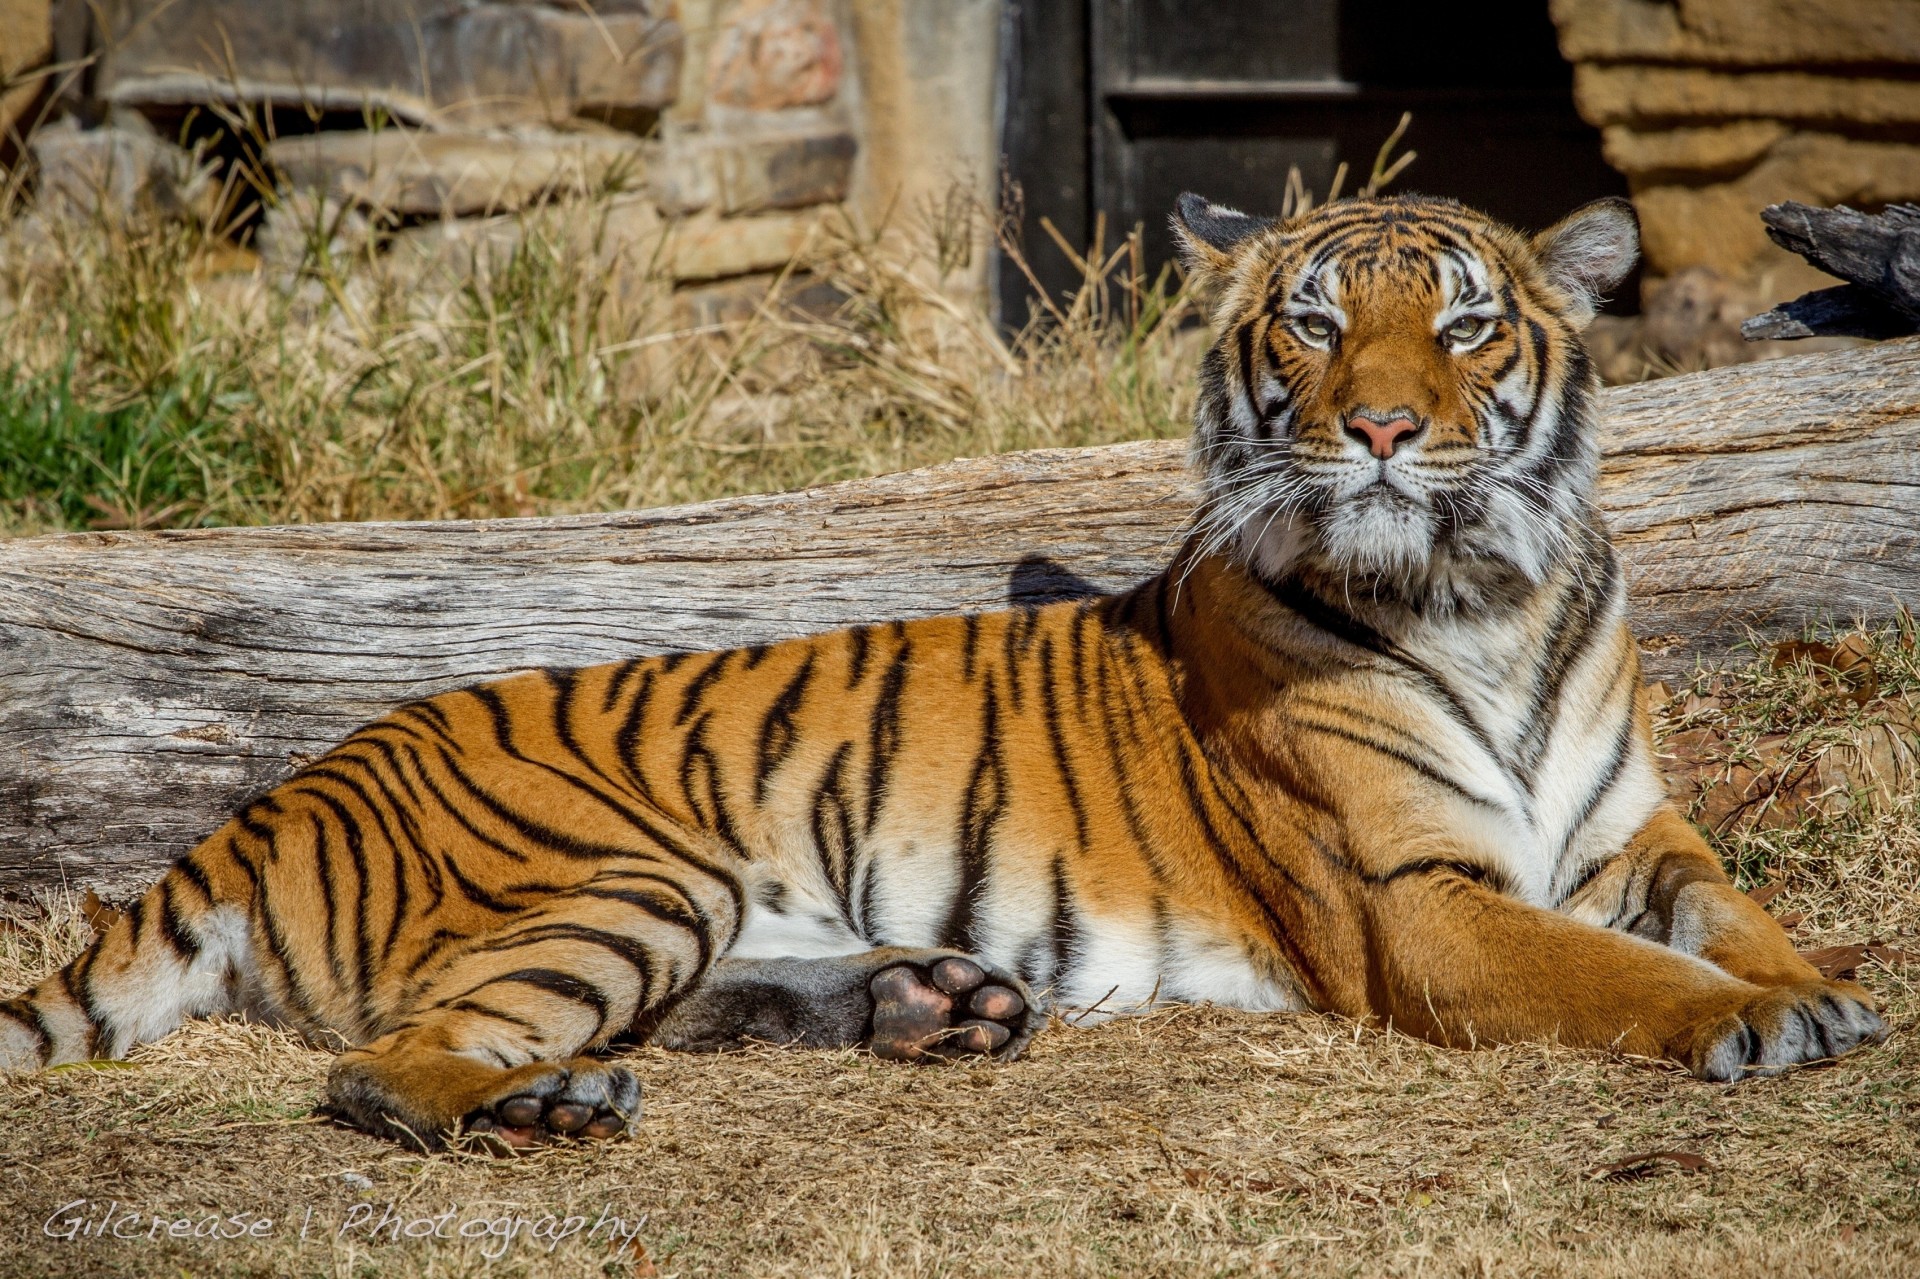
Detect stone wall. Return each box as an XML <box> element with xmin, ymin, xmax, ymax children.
<box><xmin>1553</xmin><ymin>0</ymin><xmax>1920</xmax><ymax>367</ymax></box>
<box><xmin>0</xmin><ymin>0</ymin><xmax>53</xmax><ymax>156</ymax></box>
<box><xmin>3</xmin><ymin>0</ymin><xmax>1003</xmax><ymax>305</ymax></box>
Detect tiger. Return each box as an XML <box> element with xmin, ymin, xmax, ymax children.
<box><xmin>0</xmin><ymin>192</ymin><xmax>1885</xmax><ymax>1152</ymax></box>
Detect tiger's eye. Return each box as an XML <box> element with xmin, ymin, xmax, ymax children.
<box><xmin>1297</xmin><ymin>315</ymin><xmax>1335</xmax><ymax>342</ymax></box>
<box><xmin>1446</xmin><ymin>316</ymin><xmax>1490</xmax><ymax>345</ymax></box>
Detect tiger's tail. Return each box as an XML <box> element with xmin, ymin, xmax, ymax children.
<box><xmin>0</xmin><ymin>833</ymin><xmax>259</xmax><ymax>1072</ymax></box>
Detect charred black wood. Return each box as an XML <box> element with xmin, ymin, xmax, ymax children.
<box><xmin>1746</xmin><ymin>202</ymin><xmax>1920</xmax><ymax>341</ymax></box>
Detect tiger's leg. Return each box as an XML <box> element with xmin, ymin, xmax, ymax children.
<box><xmin>324</xmin><ymin>865</ymin><xmax>738</xmax><ymax>1151</ymax></box>
<box><xmin>1564</xmin><ymin>805</ymin><xmax>1825</xmax><ymax>987</ymax></box>
<box><xmin>0</xmin><ymin>841</ymin><xmax>263</xmax><ymax>1072</ymax></box>
<box><xmin>648</xmin><ymin>948</ymin><xmax>1044</xmax><ymax>1061</ymax></box>
<box><xmin>1357</xmin><ymin>864</ymin><xmax>1884</xmax><ymax>1081</ymax></box>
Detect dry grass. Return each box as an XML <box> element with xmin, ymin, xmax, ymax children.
<box><xmin>2</xmin><ymin>632</ymin><xmax>1916</xmax><ymax>1279</ymax></box>
<box><xmin>0</xmin><ymin>170</ymin><xmax>1205</xmax><ymax>538</ymax></box>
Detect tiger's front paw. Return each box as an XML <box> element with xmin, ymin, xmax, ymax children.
<box><xmin>1678</xmin><ymin>980</ymin><xmax>1886</xmax><ymax>1082</ymax></box>
<box><xmin>869</xmin><ymin>955</ymin><xmax>1039</xmax><ymax>1063</ymax></box>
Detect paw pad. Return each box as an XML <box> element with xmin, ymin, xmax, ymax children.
<box><xmin>870</xmin><ymin>958</ymin><xmax>1029</xmax><ymax>1062</ymax></box>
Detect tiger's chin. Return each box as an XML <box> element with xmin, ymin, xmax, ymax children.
<box><xmin>1239</xmin><ymin>492</ymin><xmax>1544</xmax><ymax>614</ymax></box>
<box><xmin>1242</xmin><ymin>494</ymin><xmax>1439</xmax><ymax>592</ymax></box>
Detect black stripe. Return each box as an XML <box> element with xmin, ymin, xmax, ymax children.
<box><xmin>1047</xmin><ymin>855</ymin><xmax>1080</xmax><ymax>996</ymax></box>
<box><xmin>1291</xmin><ymin>717</ymin><xmax>1507</xmax><ymax>812</ymax></box>
<box><xmin>755</xmin><ymin>653</ymin><xmax>816</xmax><ymax>804</ymax></box>
<box><xmin>475</xmin><ymin>923</ymin><xmax>657</xmax><ymax>1014</ymax></box>
<box><xmin>575</xmin><ymin>882</ymin><xmax>715</xmax><ymax>971</ymax></box>
<box><xmin>1554</xmin><ymin>681</ymin><xmax>1638</xmax><ymax>864</ymax></box>
<box><xmin>1265</xmin><ymin>575</ymin><xmax>1508</xmax><ymax>771</ymax></box>
<box><xmin>939</xmin><ymin>683</ymin><xmax>1006</xmax><ymax>951</ymax></box>
<box><xmin>1036</xmin><ymin>634</ymin><xmax>1090</xmax><ymax>853</ymax></box>
<box><xmin>809</xmin><ymin>742</ymin><xmax>857</xmax><ymax>924</ymax></box>
<box><xmin>864</xmin><ymin>634</ymin><xmax>911</xmax><ymax>833</ymax></box>
<box><xmin>847</xmin><ymin>625</ymin><xmax>872</xmax><ymax>687</ymax></box>
<box><xmin>154</xmin><ymin>878</ymin><xmax>199</xmax><ymax>962</ymax></box>
<box><xmin>674</xmin><ymin>651</ymin><xmax>732</xmax><ymax>727</ymax></box>
<box><xmin>461</xmin><ymin>967</ymin><xmax>611</xmax><ymax>1031</ymax></box>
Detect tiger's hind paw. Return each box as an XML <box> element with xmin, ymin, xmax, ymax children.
<box><xmin>462</xmin><ymin>1059</ymin><xmax>641</xmax><ymax>1151</ymax></box>
<box><xmin>326</xmin><ymin>1045</ymin><xmax>641</xmax><ymax>1152</ymax></box>
<box><xmin>868</xmin><ymin>955</ymin><xmax>1038</xmax><ymax>1063</ymax></box>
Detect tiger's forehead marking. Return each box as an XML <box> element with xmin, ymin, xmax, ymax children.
<box><xmin>1266</xmin><ymin>208</ymin><xmax>1512</xmax><ymax>318</ymax></box>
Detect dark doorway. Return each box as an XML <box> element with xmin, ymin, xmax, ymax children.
<box><xmin>996</xmin><ymin>0</ymin><xmax>1630</xmax><ymax>325</ymax></box>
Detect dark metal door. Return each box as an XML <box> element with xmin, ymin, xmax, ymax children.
<box><xmin>998</xmin><ymin>0</ymin><xmax>1628</xmax><ymax>324</ymax></box>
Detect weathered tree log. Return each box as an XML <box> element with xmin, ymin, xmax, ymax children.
<box><xmin>4</xmin><ymin>338</ymin><xmax>1920</xmax><ymax>900</ymax></box>
<box><xmin>1744</xmin><ymin>202</ymin><xmax>1920</xmax><ymax>340</ymax></box>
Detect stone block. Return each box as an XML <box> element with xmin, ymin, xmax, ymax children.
<box><xmin>381</xmin><ymin>195</ymin><xmax>825</xmax><ymax>293</ymax></box>
<box><xmin>269</xmin><ymin>129</ymin><xmax>652</xmax><ymax>217</ymax></box>
<box><xmin>1552</xmin><ymin>0</ymin><xmax>1920</xmax><ymax>69</ymax></box>
<box><xmin>707</xmin><ymin>0</ymin><xmax>843</xmax><ymax>111</ymax></box>
<box><xmin>1</xmin><ymin>0</ymin><xmax>52</xmax><ymax>147</ymax></box>
<box><xmin>1632</xmin><ymin>133</ymin><xmax>1920</xmax><ymax>278</ymax></box>
<box><xmin>649</xmin><ymin>126</ymin><xmax>855</xmax><ymax>214</ymax></box>
<box><xmin>92</xmin><ymin>0</ymin><xmax>683</xmax><ymax>129</ymax></box>
<box><xmin>1575</xmin><ymin>64</ymin><xmax>1920</xmax><ymax>129</ymax></box>
<box><xmin>1600</xmin><ymin>121</ymin><xmax>1786</xmax><ymax>181</ymax></box>
<box><xmin>659</xmin><ymin>205</ymin><xmax>825</xmax><ymax>280</ymax></box>
<box><xmin>27</xmin><ymin>116</ymin><xmax>215</xmax><ymax>223</ymax></box>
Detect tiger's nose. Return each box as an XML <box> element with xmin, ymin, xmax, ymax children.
<box><xmin>1345</xmin><ymin>414</ymin><xmax>1422</xmax><ymax>459</ymax></box>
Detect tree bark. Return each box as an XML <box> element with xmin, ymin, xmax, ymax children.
<box><xmin>4</xmin><ymin>337</ymin><xmax>1919</xmax><ymax>900</ymax></box>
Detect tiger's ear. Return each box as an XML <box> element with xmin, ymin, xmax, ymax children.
<box><xmin>1171</xmin><ymin>193</ymin><xmax>1273</xmax><ymax>282</ymax></box>
<box><xmin>1532</xmin><ymin>197</ymin><xmax>1639</xmax><ymax>328</ymax></box>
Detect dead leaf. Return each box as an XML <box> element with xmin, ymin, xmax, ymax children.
<box><xmin>1775</xmin><ymin>911</ymin><xmax>1806</xmax><ymax>933</ymax></box>
<box><xmin>81</xmin><ymin>890</ymin><xmax>124</xmax><ymax>936</ymax></box>
<box><xmin>1591</xmin><ymin>1150</ymin><xmax>1710</xmax><ymax>1182</ymax></box>
<box><xmin>1840</xmin><ymin>1223</ymin><xmax>1858</xmax><ymax>1243</ymax></box>
<box><xmin>1866</xmin><ymin>944</ymin><xmax>1917</xmax><ymax>968</ymax></box>
<box><xmin>1745</xmin><ymin>883</ymin><xmax>1786</xmax><ymax>909</ymax></box>
<box><xmin>1800</xmin><ymin>944</ymin><xmax>1870</xmax><ymax>980</ymax></box>
<box><xmin>1770</xmin><ymin>639</ymin><xmax>1835</xmax><ymax>669</ymax></box>
<box><xmin>1768</xmin><ymin>635</ymin><xmax>1878</xmax><ymax>705</ymax></box>
<box><xmin>607</xmin><ymin>1237</ymin><xmax>658</xmax><ymax>1277</ymax></box>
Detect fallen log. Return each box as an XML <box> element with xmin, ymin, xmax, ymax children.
<box><xmin>4</xmin><ymin>337</ymin><xmax>1920</xmax><ymax>900</ymax></box>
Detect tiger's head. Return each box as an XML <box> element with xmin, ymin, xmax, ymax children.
<box><xmin>1174</xmin><ymin>192</ymin><xmax>1639</xmax><ymax>609</ymax></box>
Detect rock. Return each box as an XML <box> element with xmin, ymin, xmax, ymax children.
<box><xmin>269</xmin><ymin>129</ymin><xmax>653</xmax><ymax>218</ymax></box>
<box><xmin>91</xmin><ymin>0</ymin><xmax>683</xmax><ymax>129</ymax></box>
<box><xmin>1600</xmin><ymin>121</ymin><xmax>1786</xmax><ymax>181</ymax></box>
<box><xmin>1632</xmin><ymin>134</ymin><xmax>1920</xmax><ymax>278</ymax></box>
<box><xmin>1575</xmin><ymin>65</ymin><xmax>1920</xmax><ymax>130</ymax></box>
<box><xmin>1553</xmin><ymin>0</ymin><xmax>1920</xmax><ymax>68</ymax></box>
<box><xmin>707</xmin><ymin>0</ymin><xmax>843</xmax><ymax>111</ymax></box>
<box><xmin>1</xmin><ymin>0</ymin><xmax>52</xmax><ymax>151</ymax></box>
<box><xmin>27</xmin><ymin>116</ymin><xmax>215</xmax><ymax>224</ymax></box>
<box><xmin>381</xmin><ymin>194</ymin><xmax>825</xmax><ymax>292</ymax></box>
<box><xmin>650</xmin><ymin>126</ymin><xmax>856</xmax><ymax>215</ymax></box>
<box><xmin>659</xmin><ymin>204</ymin><xmax>825</xmax><ymax>280</ymax></box>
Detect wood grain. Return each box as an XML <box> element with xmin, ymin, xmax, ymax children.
<box><xmin>5</xmin><ymin>337</ymin><xmax>1919</xmax><ymax>899</ymax></box>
